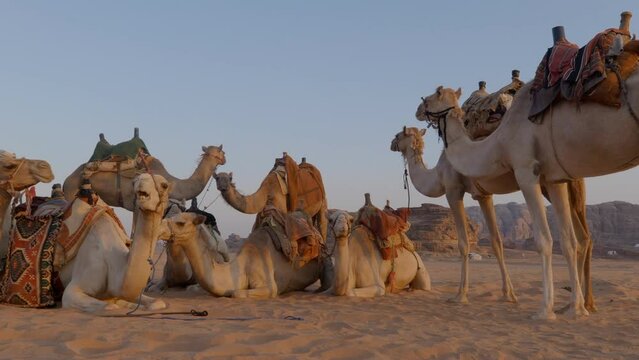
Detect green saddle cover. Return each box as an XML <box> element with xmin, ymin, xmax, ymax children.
<box><xmin>88</xmin><ymin>129</ymin><xmax>150</xmax><ymax>162</ymax></box>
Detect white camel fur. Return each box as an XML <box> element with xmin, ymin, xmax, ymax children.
<box><xmin>330</xmin><ymin>208</ymin><xmax>431</xmax><ymax>297</ymax></box>
<box><xmin>161</xmin><ymin>212</ymin><xmax>321</xmax><ymax>298</ymax></box>
<box><xmin>59</xmin><ymin>173</ymin><xmax>170</xmax><ymax>312</ymax></box>
<box><xmin>416</xmin><ymin>74</ymin><xmax>639</xmax><ymax>318</ymax></box>
<box><xmin>391</xmin><ymin>127</ymin><xmax>595</xmax><ymax>310</ymax></box>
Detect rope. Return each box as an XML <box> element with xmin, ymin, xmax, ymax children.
<box><xmin>610</xmin><ymin>62</ymin><xmax>639</xmax><ymax>125</ymax></box>
<box><xmin>202</xmin><ymin>193</ymin><xmax>221</xmax><ymax>211</ymax></box>
<box><xmin>97</xmin><ymin>311</ymin><xmax>304</xmax><ymax>321</ymax></box>
<box><xmin>198</xmin><ymin>176</ymin><xmax>214</xmax><ymax>207</ymax></box>
<box><xmin>403</xmin><ymin>160</ymin><xmax>411</xmax><ymax>209</ymax></box>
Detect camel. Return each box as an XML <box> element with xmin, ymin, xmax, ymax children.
<box><xmin>330</xmin><ymin>205</ymin><xmax>431</xmax><ymax>297</ymax></box>
<box><xmin>415</xmin><ymin>66</ymin><xmax>639</xmax><ymax>318</ymax></box>
<box><xmin>1</xmin><ymin>151</ymin><xmax>55</xmax><ymax>260</ymax></box>
<box><xmin>161</xmin><ymin>211</ymin><xmax>322</xmax><ymax>298</ymax></box>
<box><xmin>391</xmin><ymin>127</ymin><xmax>595</xmax><ymax>310</ymax></box>
<box><xmin>58</xmin><ymin>173</ymin><xmax>170</xmax><ymax>312</ymax></box>
<box><xmin>152</xmin><ymin>207</ymin><xmax>230</xmax><ymax>291</ymax></box>
<box><xmin>214</xmin><ymin>154</ymin><xmax>332</xmax><ymax>290</ymax></box>
<box><xmin>63</xmin><ymin>145</ymin><xmax>225</xmax><ymax>211</ymax></box>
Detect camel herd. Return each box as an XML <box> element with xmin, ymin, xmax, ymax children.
<box><xmin>1</xmin><ymin>11</ymin><xmax>638</xmax><ymax>320</ymax></box>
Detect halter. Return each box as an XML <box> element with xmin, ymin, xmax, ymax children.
<box><xmin>420</xmin><ymin>97</ymin><xmax>454</xmax><ymax>148</ymax></box>
<box><xmin>327</xmin><ymin>212</ymin><xmax>351</xmax><ymax>257</ymax></box>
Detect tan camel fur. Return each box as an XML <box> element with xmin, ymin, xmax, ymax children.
<box><xmin>415</xmin><ymin>76</ymin><xmax>639</xmax><ymax>318</ymax></box>
<box><xmin>58</xmin><ymin>173</ymin><xmax>170</xmax><ymax>312</ymax></box>
<box><xmin>214</xmin><ymin>160</ymin><xmax>328</xmax><ymax>241</ymax></box>
<box><xmin>63</xmin><ymin>145</ymin><xmax>225</xmax><ymax>211</ymax></box>
<box><xmin>0</xmin><ymin>151</ymin><xmax>55</xmax><ymax>260</ymax></box>
<box><xmin>152</xmin><ymin>210</ymin><xmax>230</xmax><ymax>291</ymax></box>
<box><xmin>161</xmin><ymin>212</ymin><xmax>321</xmax><ymax>298</ymax></box>
<box><xmin>391</xmin><ymin>128</ymin><xmax>595</xmax><ymax>310</ymax></box>
<box><xmin>330</xmin><ymin>209</ymin><xmax>431</xmax><ymax>297</ymax></box>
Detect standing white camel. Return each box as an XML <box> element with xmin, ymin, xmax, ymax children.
<box><xmin>391</xmin><ymin>127</ymin><xmax>595</xmax><ymax>310</ymax></box>
<box><xmin>415</xmin><ymin>62</ymin><xmax>639</xmax><ymax>318</ymax></box>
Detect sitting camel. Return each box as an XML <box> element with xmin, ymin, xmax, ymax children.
<box><xmin>161</xmin><ymin>209</ymin><xmax>322</xmax><ymax>298</ymax></box>
<box><xmin>58</xmin><ymin>173</ymin><xmax>170</xmax><ymax>312</ymax></box>
<box><xmin>64</xmin><ymin>134</ymin><xmax>225</xmax><ymax>211</ymax></box>
<box><xmin>391</xmin><ymin>127</ymin><xmax>595</xmax><ymax>310</ymax></box>
<box><xmin>152</xmin><ymin>204</ymin><xmax>230</xmax><ymax>291</ymax></box>
<box><xmin>0</xmin><ymin>150</ymin><xmax>55</xmax><ymax>259</ymax></box>
<box><xmin>330</xmin><ymin>197</ymin><xmax>431</xmax><ymax>297</ymax></box>
<box><xmin>214</xmin><ymin>153</ymin><xmax>332</xmax><ymax>290</ymax></box>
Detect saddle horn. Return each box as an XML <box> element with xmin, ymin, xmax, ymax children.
<box><xmin>134</xmin><ymin>127</ymin><xmax>139</xmax><ymax>138</ymax></box>
<box><xmin>364</xmin><ymin>193</ymin><xmax>372</xmax><ymax>206</ymax></box>
<box><xmin>551</xmin><ymin>26</ymin><xmax>567</xmax><ymax>44</ymax></box>
<box><xmin>620</xmin><ymin>11</ymin><xmax>632</xmax><ymax>32</ymax></box>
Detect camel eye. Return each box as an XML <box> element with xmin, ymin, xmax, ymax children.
<box><xmin>4</xmin><ymin>164</ymin><xmax>17</xmax><ymax>170</ymax></box>
<box><xmin>161</xmin><ymin>182</ymin><xmax>169</xmax><ymax>190</ymax></box>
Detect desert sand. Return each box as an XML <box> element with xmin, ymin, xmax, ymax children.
<box><xmin>1</xmin><ymin>249</ymin><xmax>638</xmax><ymax>359</ymax></box>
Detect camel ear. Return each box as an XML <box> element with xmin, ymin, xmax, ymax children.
<box><xmin>228</xmin><ymin>172</ymin><xmax>233</xmax><ymax>180</ymax></box>
<box><xmin>194</xmin><ymin>214</ymin><xmax>206</xmax><ymax>226</ymax></box>
<box><xmin>455</xmin><ymin>87</ymin><xmax>462</xmax><ymax>99</ymax></box>
<box><xmin>436</xmin><ymin>85</ymin><xmax>444</xmax><ymax>97</ymax></box>
<box><xmin>403</xmin><ymin>126</ymin><xmax>408</xmax><ymax>135</ymax></box>
<box><xmin>219</xmin><ymin>144</ymin><xmax>223</xmax><ymax>150</ymax></box>
<box><xmin>202</xmin><ymin>146</ymin><xmax>207</xmax><ymax>153</ymax></box>
<box><xmin>420</xmin><ymin>128</ymin><xmax>426</xmax><ymax>136</ymax></box>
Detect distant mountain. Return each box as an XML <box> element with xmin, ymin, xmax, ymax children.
<box><xmin>466</xmin><ymin>201</ymin><xmax>639</xmax><ymax>257</ymax></box>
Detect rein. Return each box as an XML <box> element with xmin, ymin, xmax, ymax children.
<box><xmin>403</xmin><ymin>160</ymin><xmax>411</xmax><ymax>209</ymax></box>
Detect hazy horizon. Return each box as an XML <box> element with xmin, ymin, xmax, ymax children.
<box><xmin>2</xmin><ymin>1</ymin><xmax>638</xmax><ymax>237</ymax></box>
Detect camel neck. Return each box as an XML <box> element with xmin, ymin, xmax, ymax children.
<box><xmin>403</xmin><ymin>147</ymin><xmax>445</xmax><ymax>198</ymax></box>
<box><xmin>181</xmin><ymin>227</ymin><xmax>235</xmax><ymax>296</ymax></box>
<box><xmin>442</xmin><ymin>110</ymin><xmax>508</xmax><ymax>179</ymax></box>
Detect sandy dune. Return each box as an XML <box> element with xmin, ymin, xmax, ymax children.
<box><xmin>1</xmin><ymin>250</ymin><xmax>638</xmax><ymax>359</ymax></box>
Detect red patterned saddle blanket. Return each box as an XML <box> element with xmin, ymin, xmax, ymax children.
<box><xmin>0</xmin><ymin>198</ymin><xmax>125</xmax><ymax>307</ymax></box>
<box><xmin>355</xmin><ymin>205</ymin><xmax>412</xmax><ymax>260</ymax></box>
<box><xmin>529</xmin><ymin>28</ymin><xmax>633</xmax><ymax>120</ymax></box>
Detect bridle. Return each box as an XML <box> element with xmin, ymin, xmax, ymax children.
<box><xmin>420</xmin><ymin>96</ymin><xmax>455</xmax><ymax>148</ymax></box>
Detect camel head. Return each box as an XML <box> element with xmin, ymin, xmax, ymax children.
<box><xmin>213</xmin><ymin>171</ymin><xmax>234</xmax><ymax>192</ymax></box>
<box><xmin>328</xmin><ymin>210</ymin><xmax>354</xmax><ymax>241</ymax></box>
<box><xmin>0</xmin><ymin>151</ymin><xmax>54</xmax><ymax>192</ymax></box>
<box><xmin>390</xmin><ymin>127</ymin><xmax>426</xmax><ymax>163</ymax></box>
<box><xmin>133</xmin><ymin>173</ymin><xmax>170</xmax><ymax>212</ymax></box>
<box><xmin>415</xmin><ymin>86</ymin><xmax>462</xmax><ymax>123</ymax></box>
<box><xmin>201</xmin><ymin>145</ymin><xmax>226</xmax><ymax>166</ymax></box>
<box><xmin>158</xmin><ymin>212</ymin><xmax>206</xmax><ymax>245</ymax></box>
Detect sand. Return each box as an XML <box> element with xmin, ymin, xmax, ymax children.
<box><xmin>1</xmin><ymin>250</ymin><xmax>638</xmax><ymax>359</ymax></box>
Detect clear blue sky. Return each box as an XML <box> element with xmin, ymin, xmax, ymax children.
<box><xmin>2</xmin><ymin>1</ymin><xmax>637</xmax><ymax>237</ymax></box>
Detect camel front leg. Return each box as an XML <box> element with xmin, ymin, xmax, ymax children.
<box><xmin>515</xmin><ymin>167</ymin><xmax>555</xmax><ymax>320</ymax></box>
<box><xmin>232</xmin><ymin>286</ymin><xmax>277</xmax><ymax>298</ymax></box>
<box><xmin>546</xmin><ymin>182</ymin><xmax>588</xmax><ymax>318</ymax></box>
<box><xmin>478</xmin><ymin>196</ymin><xmax>517</xmax><ymax>302</ymax></box>
<box><xmin>446</xmin><ymin>190</ymin><xmax>470</xmax><ymax>303</ymax></box>
<box><xmin>350</xmin><ymin>285</ymin><xmax>385</xmax><ymax>297</ymax></box>
<box><xmin>62</xmin><ymin>284</ymin><xmax>113</xmax><ymax>313</ymax></box>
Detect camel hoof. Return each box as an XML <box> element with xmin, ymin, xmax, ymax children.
<box><xmin>146</xmin><ymin>299</ymin><xmax>167</xmax><ymax>311</ymax></box>
<box><xmin>447</xmin><ymin>295</ymin><xmax>469</xmax><ymax>304</ymax></box>
<box><xmin>568</xmin><ymin>305</ymin><xmax>589</xmax><ymax>319</ymax></box>
<box><xmin>104</xmin><ymin>303</ymin><xmax>120</xmax><ymax>311</ymax></box>
<box><xmin>532</xmin><ymin>309</ymin><xmax>557</xmax><ymax>320</ymax></box>
<box><xmin>502</xmin><ymin>292</ymin><xmax>518</xmax><ymax>303</ymax></box>
<box><xmin>585</xmin><ymin>303</ymin><xmax>598</xmax><ymax>313</ymax></box>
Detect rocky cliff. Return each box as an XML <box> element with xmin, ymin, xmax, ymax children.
<box><xmin>466</xmin><ymin>201</ymin><xmax>639</xmax><ymax>256</ymax></box>
<box><xmin>406</xmin><ymin>203</ymin><xmax>479</xmax><ymax>253</ymax></box>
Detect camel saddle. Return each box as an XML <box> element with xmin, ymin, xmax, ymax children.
<box><xmin>529</xmin><ymin>29</ymin><xmax>635</xmax><ymax>120</ymax></box>
<box><xmin>275</xmin><ymin>155</ymin><xmax>326</xmax><ymax>223</ymax></box>
<box><xmin>259</xmin><ymin>206</ymin><xmax>322</xmax><ymax>268</ymax></box>
<box><xmin>354</xmin><ymin>204</ymin><xmax>414</xmax><ymax>260</ymax></box>
<box><xmin>462</xmin><ymin>78</ymin><xmax>524</xmax><ymax>140</ymax></box>
<box><xmin>83</xmin><ymin>130</ymin><xmax>154</xmax><ymax>180</ymax></box>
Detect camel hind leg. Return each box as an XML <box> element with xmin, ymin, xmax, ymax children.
<box><xmin>233</xmin><ymin>251</ymin><xmax>278</xmax><ymax>298</ymax></box>
<box><xmin>409</xmin><ymin>252</ymin><xmax>431</xmax><ymax>291</ymax></box>
<box><xmin>478</xmin><ymin>195</ymin><xmax>517</xmax><ymax>302</ymax></box>
<box><xmin>567</xmin><ymin>179</ymin><xmax>596</xmax><ymax>312</ymax></box>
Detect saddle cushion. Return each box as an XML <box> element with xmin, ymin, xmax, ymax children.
<box><xmin>530</xmin><ymin>28</ymin><xmax>632</xmax><ymax>119</ymax></box>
